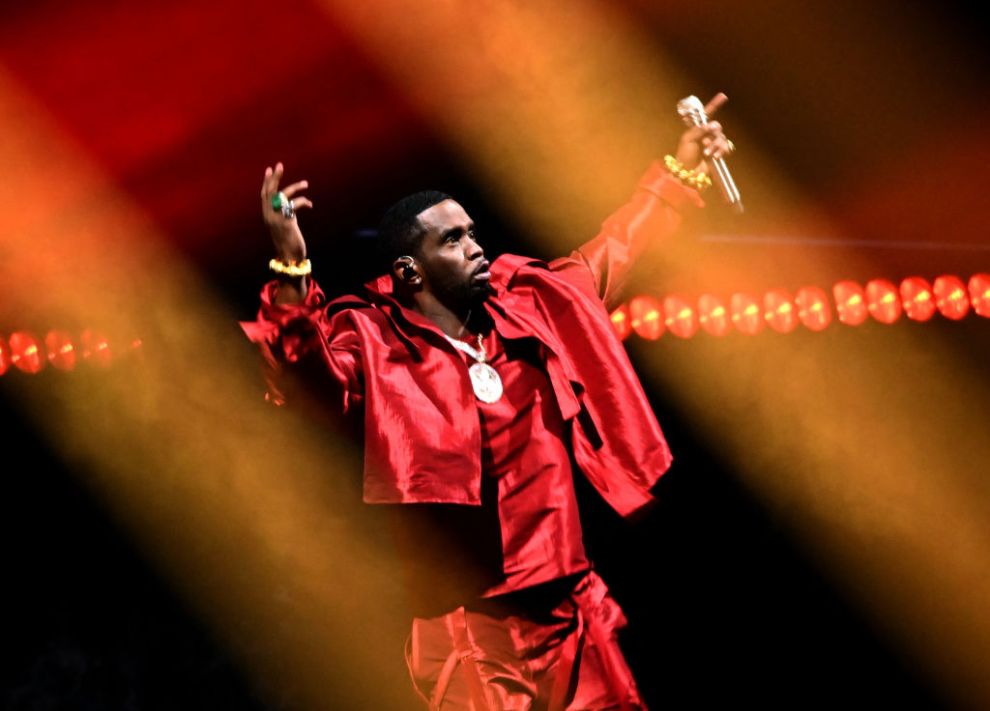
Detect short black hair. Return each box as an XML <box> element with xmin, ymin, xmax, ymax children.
<box><xmin>376</xmin><ymin>190</ymin><xmax>451</xmax><ymax>271</ymax></box>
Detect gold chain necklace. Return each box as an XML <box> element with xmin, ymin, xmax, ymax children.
<box><xmin>444</xmin><ymin>332</ymin><xmax>503</xmax><ymax>403</ymax></box>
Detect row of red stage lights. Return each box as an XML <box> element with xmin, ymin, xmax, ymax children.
<box><xmin>0</xmin><ymin>331</ymin><xmax>141</xmax><ymax>376</ymax></box>
<box><xmin>610</xmin><ymin>274</ymin><xmax>990</xmax><ymax>340</ymax></box>
<box><xmin>2</xmin><ymin>274</ymin><xmax>983</xmax><ymax>372</ymax></box>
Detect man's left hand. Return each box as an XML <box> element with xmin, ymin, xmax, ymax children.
<box><xmin>673</xmin><ymin>92</ymin><xmax>735</xmax><ymax>176</ymax></box>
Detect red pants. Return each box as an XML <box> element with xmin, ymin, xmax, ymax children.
<box><xmin>404</xmin><ymin>571</ymin><xmax>647</xmax><ymax>710</ymax></box>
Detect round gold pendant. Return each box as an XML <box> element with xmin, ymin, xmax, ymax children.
<box><xmin>469</xmin><ymin>362</ymin><xmax>503</xmax><ymax>403</ymax></box>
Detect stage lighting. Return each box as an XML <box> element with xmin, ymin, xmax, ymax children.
<box><xmin>9</xmin><ymin>332</ymin><xmax>44</xmax><ymax>374</ymax></box>
<box><xmin>629</xmin><ymin>295</ymin><xmax>664</xmax><ymax>340</ymax></box>
<box><xmin>794</xmin><ymin>286</ymin><xmax>832</xmax><ymax>332</ymax></box>
<box><xmin>698</xmin><ymin>294</ymin><xmax>730</xmax><ymax>336</ymax></box>
<box><xmin>899</xmin><ymin>277</ymin><xmax>936</xmax><ymax>322</ymax></box>
<box><xmin>45</xmin><ymin>331</ymin><xmax>77</xmax><ymax>371</ymax></box>
<box><xmin>833</xmin><ymin>281</ymin><xmax>868</xmax><ymax>326</ymax></box>
<box><xmin>968</xmin><ymin>274</ymin><xmax>990</xmax><ymax>318</ymax></box>
<box><xmin>866</xmin><ymin>279</ymin><xmax>901</xmax><ymax>324</ymax></box>
<box><xmin>933</xmin><ymin>275</ymin><xmax>970</xmax><ymax>320</ymax></box>
<box><xmin>0</xmin><ymin>336</ymin><xmax>9</xmax><ymax>376</ymax></box>
<box><xmin>610</xmin><ymin>304</ymin><xmax>632</xmax><ymax>341</ymax></box>
<box><xmin>730</xmin><ymin>293</ymin><xmax>763</xmax><ymax>335</ymax></box>
<box><xmin>764</xmin><ymin>289</ymin><xmax>797</xmax><ymax>334</ymax></box>
<box><xmin>80</xmin><ymin>329</ymin><xmax>113</xmax><ymax>367</ymax></box>
<box><xmin>663</xmin><ymin>295</ymin><xmax>697</xmax><ymax>339</ymax></box>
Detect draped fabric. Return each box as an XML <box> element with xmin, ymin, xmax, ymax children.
<box><xmin>240</xmin><ymin>161</ymin><xmax>703</xmax><ymax>519</ymax></box>
<box><xmin>464</xmin><ymin>327</ymin><xmax>590</xmax><ymax>597</ymax></box>
<box><xmin>404</xmin><ymin>571</ymin><xmax>647</xmax><ymax>711</ymax></box>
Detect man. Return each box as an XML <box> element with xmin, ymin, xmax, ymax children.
<box><xmin>242</xmin><ymin>98</ymin><xmax>733</xmax><ymax>710</ymax></box>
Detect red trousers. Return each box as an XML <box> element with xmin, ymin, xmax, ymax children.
<box><xmin>405</xmin><ymin>571</ymin><xmax>647</xmax><ymax>710</ymax></box>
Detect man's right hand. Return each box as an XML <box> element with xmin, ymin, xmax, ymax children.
<box><xmin>261</xmin><ymin>162</ymin><xmax>313</xmax><ymax>304</ymax></box>
<box><xmin>261</xmin><ymin>161</ymin><xmax>313</xmax><ymax>264</ymax></box>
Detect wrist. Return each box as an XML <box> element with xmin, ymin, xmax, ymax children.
<box><xmin>275</xmin><ymin>249</ymin><xmax>307</xmax><ymax>264</ymax></box>
<box><xmin>269</xmin><ymin>224</ymin><xmax>306</xmax><ymax>263</ymax></box>
<box><xmin>270</xmin><ymin>257</ymin><xmax>312</xmax><ymax>277</ymax></box>
<box><xmin>638</xmin><ymin>160</ymin><xmax>706</xmax><ymax>211</ymax></box>
<box><xmin>663</xmin><ymin>154</ymin><xmax>711</xmax><ymax>193</ymax></box>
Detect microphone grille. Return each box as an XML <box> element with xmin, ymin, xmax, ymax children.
<box><xmin>676</xmin><ymin>95</ymin><xmax>707</xmax><ymax>125</ymax></box>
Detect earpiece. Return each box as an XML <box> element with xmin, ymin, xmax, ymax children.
<box><xmin>397</xmin><ymin>256</ymin><xmax>417</xmax><ymax>281</ymax></box>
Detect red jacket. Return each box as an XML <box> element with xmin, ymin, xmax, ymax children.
<box><xmin>241</xmin><ymin>161</ymin><xmax>703</xmax><ymax>518</ymax></box>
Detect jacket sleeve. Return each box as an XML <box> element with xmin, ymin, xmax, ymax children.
<box><xmin>239</xmin><ymin>278</ymin><xmax>363</xmax><ymax>414</ymax></box>
<box><xmin>549</xmin><ymin>160</ymin><xmax>704</xmax><ymax>311</ymax></box>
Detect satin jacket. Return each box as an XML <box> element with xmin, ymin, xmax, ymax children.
<box><xmin>241</xmin><ymin>160</ymin><xmax>703</xmax><ymax>518</ymax></box>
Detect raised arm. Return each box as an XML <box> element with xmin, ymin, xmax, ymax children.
<box><xmin>260</xmin><ymin>162</ymin><xmax>314</xmax><ymax>304</ymax></box>
<box><xmin>244</xmin><ymin>163</ymin><xmax>362</xmax><ymax>411</ymax></box>
<box><xmin>554</xmin><ymin>95</ymin><xmax>735</xmax><ymax>310</ymax></box>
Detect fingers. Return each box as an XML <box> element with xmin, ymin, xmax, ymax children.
<box><xmin>260</xmin><ymin>163</ymin><xmax>314</xmax><ymax>222</ymax></box>
<box><xmin>702</xmin><ymin>132</ymin><xmax>734</xmax><ymax>160</ymax></box>
<box><xmin>260</xmin><ymin>167</ymin><xmax>272</xmax><ymax>199</ymax></box>
<box><xmin>260</xmin><ymin>163</ymin><xmax>277</xmax><ymax>201</ymax></box>
<box><xmin>282</xmin><ymin>179</ymin><xmax>309</xmax><ymax>199</ymax></box>
<box><xmin>260</xmin><ymin>162</ymin><xmax>288</xmax><ymax>199</ymax></box>
<box><xmin>704</xmin><ymin>92</ymin><xmax>728</xmax><ymax>117</ymax></box>
<box><xmin>260</xmin><ymin>164</ymin><xmax>312</xmax><ymax>202</ymax></box>
<box><xmin>673</xmin><ymin>97</ymin><xmax>734</xmax><ymax>169</ymax></box>
<box><xmin>700</xmin><ymin>94</ymin><xmax>733</xmax><ymax>158</ymax></box>
<box><xmin>693</xmin><ymin>121</ymin><xmax>733</xmax><ymax>159</ymax></box>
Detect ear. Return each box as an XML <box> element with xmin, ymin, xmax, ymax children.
<box><xmin>392</xmin><ymin>255</ymin><xmax>422</xmax><ymax>285</ymax></box>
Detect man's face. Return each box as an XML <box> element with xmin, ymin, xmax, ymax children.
<box><xmin>413</xmin><ymin>199</ymin><xmax>491</xmax><ymax>307</ymax></box>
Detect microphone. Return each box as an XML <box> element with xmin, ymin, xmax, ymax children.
<box><xmin>677</xmin><ymin>95</ymin><xmax>744</xmax><ymax>213</ymax></box>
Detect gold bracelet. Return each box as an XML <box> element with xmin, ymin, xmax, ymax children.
<box><xmin>269</xmin><ymin>257</ymin><xmax>312</xmax><ymax>277</ymax></box>
<box><xmin>663</xmin><ymin>154</ymin><xmax>712</xmax><ymax>192</ymax></box>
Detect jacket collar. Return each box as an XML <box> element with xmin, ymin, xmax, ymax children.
<box><xmin>357</xmin><ymin>254</ymin><xmax>544</xmax><ymax>354</ymax></box>
<box><xmin>361</xmin><ymin>272</ymin><xmax>505</xmax><ymax>359</ymax></box>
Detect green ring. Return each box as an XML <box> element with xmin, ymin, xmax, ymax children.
<box><xmin>271</xmin><ymin>192</ymin><xmax>286</xmax><ymax>211</ymax></box>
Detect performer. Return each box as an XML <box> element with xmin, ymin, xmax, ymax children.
<box><xmin>242</xmin><ymin>97</ymin><xmax>734</xmax><ymax>710</ymax></box>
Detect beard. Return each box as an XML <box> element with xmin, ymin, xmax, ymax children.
<box><xmin>432</xmin><ymin>272</ymin><xmax>492</xmax><ymax>313</ymax></box>
<box><xmin>469</xmin><ymin>280</ymin><xmax>495</xmax><ymax>303</ymax></box>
